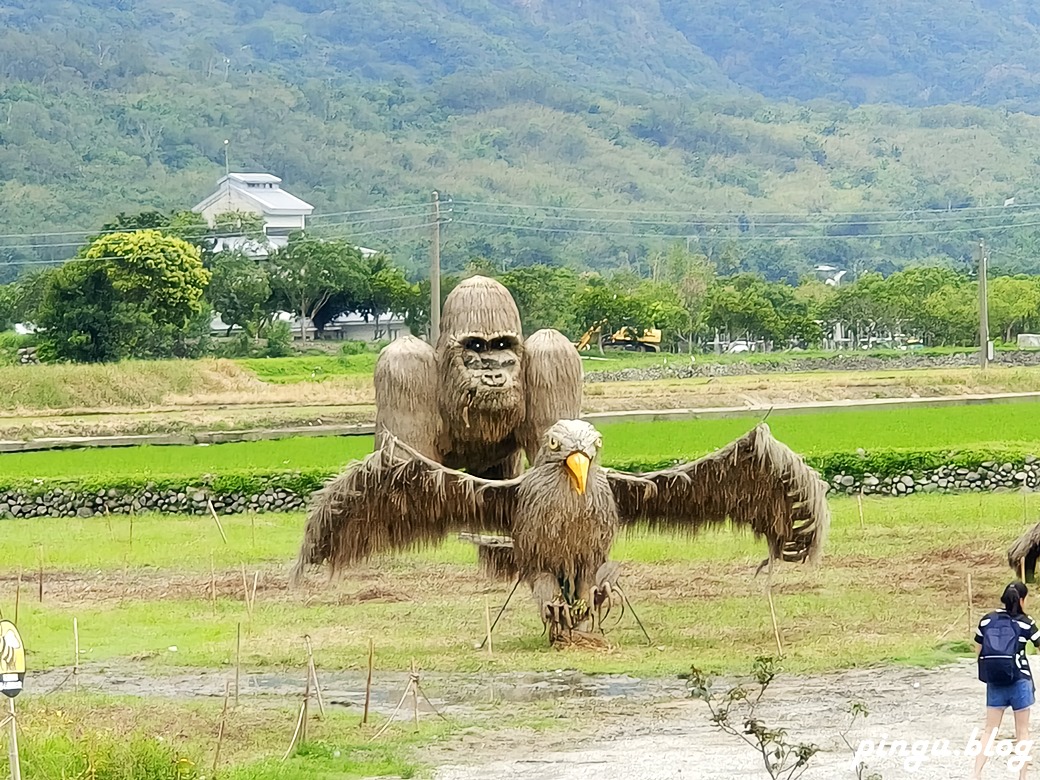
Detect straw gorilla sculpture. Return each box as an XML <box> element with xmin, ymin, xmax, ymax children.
<box><xmin>295</xmin><ymin>276</ymin><xmax>830</xmax><ymax>641</ymax></box>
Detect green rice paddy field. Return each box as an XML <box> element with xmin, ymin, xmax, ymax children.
<box><xmin>2</xmin><ymin>401</ymin><xmax>1040</xmax><ymax>480</ymax></box>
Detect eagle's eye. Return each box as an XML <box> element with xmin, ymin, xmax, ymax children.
<box><xmin>548</xmin><ymin>437</ymin><xmax>561</xmax><ymax>451</ymax></box>
<box><xmin>595</xmin><ymin>437</ymin><xmax>603</xmax><ymax>450</ymax></box>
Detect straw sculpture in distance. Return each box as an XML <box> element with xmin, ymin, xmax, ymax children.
<box><xmin>295</xmin><ymin>419</ymin><xmax>830</xmax><ymax>641</ymax></box>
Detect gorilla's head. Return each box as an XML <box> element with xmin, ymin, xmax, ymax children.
<box><xmin>437</xmin><ymin>276</ymin><xmax>525</xmax><ymax>441</ymax></box>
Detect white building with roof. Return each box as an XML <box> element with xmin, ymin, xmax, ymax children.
<box><xmin>192</xmin><ymin>173</ymin><xmax>314</xmax><ymax>253</ymax></box>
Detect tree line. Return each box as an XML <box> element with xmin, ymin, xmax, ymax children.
<box><xmin>0</xmin><ymin>211</ymin><xmax>1035</xmax><ymax>362</ymax></box>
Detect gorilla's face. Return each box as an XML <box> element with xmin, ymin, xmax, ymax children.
<box><xmin>459</xmin><ymin>332</ymin><xmax>522</xmax><ymax>401</ymax></box>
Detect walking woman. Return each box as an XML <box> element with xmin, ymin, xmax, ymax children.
<box><xmin>974</xmin><ymin>581</ymin><xmax>1040</xmax><ymax>779</ymax></box>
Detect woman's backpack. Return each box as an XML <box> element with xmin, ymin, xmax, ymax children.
<box><xmin>979</xmin><ymin>612</ymin><xmax>1021</xmax><ymax>686</ymax></box>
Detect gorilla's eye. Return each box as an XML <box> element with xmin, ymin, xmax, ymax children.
<box><xmin>489</xmin><ymin>337</ymin><xmax>510</xmax><ymax>351</ymax></box>
<box><xmin>548</xmin><ymin>437</ymin><xmax>561</xmax><ymax>451</ymax></box>
<box><xmin>463</xmin><ymin>338</ymin><xmax>487</xmax><ymax>353</ymax></box>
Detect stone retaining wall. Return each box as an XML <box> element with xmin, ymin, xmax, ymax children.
<box><xmin>4</xmin><ymin>457</ymin><xmax>1040</xmax><ymax>519</ymax></box>
<box><xmin>585</xmin><ymin>350</ymin><xmax>1040</xmax><ymax>383</ymax></box>
<box><xmin>828</xmin><ymin>456</ymin><xmax>1040</xmax><ymax>496</ymax></box>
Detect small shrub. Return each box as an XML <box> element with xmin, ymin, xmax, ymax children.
<box><xmin>339</xmin><ymin>339</ymin><xmax>367</xmax><ymax>356</ymax></box>
<box><xmin>263</xmin><ymin>320</ymin><xmax>294</xmax><ymax>358</ymax></box>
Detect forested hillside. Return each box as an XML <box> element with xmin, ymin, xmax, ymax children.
<box><xmin>5</xmin><ymin>0</ymin><xmax>1040</xmax><ymax>281</ymax></box>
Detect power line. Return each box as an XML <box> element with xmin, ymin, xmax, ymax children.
<box><xmin>453</xmin><ymin>205</ymin><xmax>1040</xmax><ymax>230</ymax></box>
<box><xmin>308</xmin><ymin>202</ymin><xmax>430</xmax><ymax>220</ymax></box>
<box><xmin>450</xmin><ymin>217</ymin><xmax>1040</xmax><ymax>241</ymax></box>
<box><xmin>451</xmin><ymin>198</ymin><xmax>1039</xmax><ymax>219</ymax></box>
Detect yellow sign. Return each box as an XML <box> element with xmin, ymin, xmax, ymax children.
<box><xmin>0</xmin><ymin>620</ymin><xmax>25</xmax><ymax>697</ymax></box>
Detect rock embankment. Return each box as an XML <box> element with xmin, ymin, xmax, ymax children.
<box><xmin>585</xmin><ymin>351</ymin><xmax>1040</xmax><ymax>383</ymax></box>
<box><xmin>828</xmin><ymin>457</ymin><xmax>1040</xmax><ymax>496</ymax></box>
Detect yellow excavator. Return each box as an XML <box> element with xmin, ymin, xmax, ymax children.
<box><xmin>574</xmin><ymin>320</ymin><xmax>662</xmax><ymax>352</ymax></box>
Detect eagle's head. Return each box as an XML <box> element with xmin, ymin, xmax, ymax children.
<box><xmin>535</xmin><ymin>419</ymin><xmax>603</xmax><ymax>495</ymax></box>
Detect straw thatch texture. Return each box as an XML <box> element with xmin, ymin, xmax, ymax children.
<box><xmin>606</xmin><ymin>423</ymin><xmax>830</xmax><ymax>565</ymax></box>
<box><xmin>519</xmin><ymin>328</ymin><xmax>584</xmax><ymax>464</ymax></box>
<box><xmin>1008</xmin><ymin>522</ymin><xmax>1040</xmax><ymax>581</ymax></box>
<box><xmin>373</xmin><ymin>335</ymin><xmax>440</xmax><ymax>459</ymax></box>
<box><xmin>436</xmin><ymin>276</ymin><xmax>522</xmax><ymax>349</ymax></box>
<box><xmin>293</xmin><ymin>439</ymin><xmax>522</xmax><ymax>579</ymax></box>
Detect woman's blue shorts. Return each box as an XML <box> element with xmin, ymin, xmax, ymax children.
<box><xmin>987</xmin><ymin>678</ymin><xmax>1036</xmax><ymax>711</ymax></box>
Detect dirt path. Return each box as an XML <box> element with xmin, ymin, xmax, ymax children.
<box><xmin>433</xmin><ymin>660</ymin><xmax>1019</xmax><ymax>780</ymax></box>
<box><xmin>31</xmin><ymin>659</ymin><xmax>1027</xmax><ymax>779</ymax></box>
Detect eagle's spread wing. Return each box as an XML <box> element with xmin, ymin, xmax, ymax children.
<box><xmin>293</xmin><ymin>437</ymin><xmax>523</xmax><ymax>579</ymax></box>
<box><xmin>605</xmin><ymin>423</ymin><xmax>829</xmax><ymax>565</ymax></box>
<box><xmin>519</xmin><ymin>329</ymin><xmax>583</xmax><ymax>465</ymax></box>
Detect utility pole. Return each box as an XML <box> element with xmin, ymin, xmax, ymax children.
<box><xmin>430</xmin><ymin>191</ymin><xmax>441</xmax><ymax>345</ymax></box>
<box><xmin>978</xmin><ymin>238</ymin><xmax>990</xmax><ymax>370</ymax></box>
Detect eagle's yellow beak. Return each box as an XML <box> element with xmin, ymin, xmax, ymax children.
<box><xmin>565</xmin><ymin>451</ymin><xmax>591</xmax><ymax>495</ymax></box>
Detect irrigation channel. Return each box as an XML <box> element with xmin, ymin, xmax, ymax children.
<box><xmin>32</xmin><ymin>660</ymin><xmax>1010</xmax><ymax>779</ymax></box>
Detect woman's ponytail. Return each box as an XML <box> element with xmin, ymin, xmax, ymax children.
<box><xmin>1002</xmin><ymin>581</ymin><xmax>1028</xmax><ymax>617</ymax></box>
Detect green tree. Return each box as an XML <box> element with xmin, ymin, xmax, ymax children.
<box><xmin>499</xmin><ymin>264</ymin><xmax>581</xmax><ymax>334</ymax></box>
<box><xmin>357</xmin><ymin>255</ymin><xmax>414</xmax><ymax>339</ymax></box>
<box><xmin>268</xmin><ymin>234</ymin><xmax>365</xmax><ymax>341</ymax></box>
<box><xmin>208</xmin><ymin>252</ymin><xmax>274</xmax><ymax>338</ymax></box>
<box><xmin>655</xmin><ymin>244</ymin><xmax>714</xmax><ymax>352</ymax></box>
<box><xmin>34</xmin><ymin>261</ymin><xmax>151</xmax><ymax>363</ymax></box>
<box><xmin>84</xmin><ymin>230</ymin><xmax>210</xmax><ymax>330</ymax></box>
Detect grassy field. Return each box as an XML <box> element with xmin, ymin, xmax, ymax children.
<box><xmin>6</xmin><ymin>400</ymin><xmax>1040</xmax><ymax>481</ymax></box>
<box><xmin>0</xmin><ymin>491</ymin><xmax>1029</xmax><ymax>777</ymax></box>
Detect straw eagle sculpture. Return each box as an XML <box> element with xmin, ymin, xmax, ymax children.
<box><xmin>295</xmin><ymin>422</ymin><xmax>830</xmax><ymax>640</ymax></box>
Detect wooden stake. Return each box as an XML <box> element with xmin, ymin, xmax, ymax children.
<box><xmin>484</xmin><ymin>596</ymin><xmax>493</xmax><ymax>656</ymax></box>
<box><xmin>73</xmin><ymin>617</ymin><xmax>80</xmax><ymax>691</ymax></box>
<box><xmin>282</xmin><ymin>701</ymin><xmax>307</xmax><ymax>761</ymax></box>
<box><xmin>209</xmin><ymin>555</ymin><xmax>216</xmax><ymax>616</ymax></box>
<box><xmin>967</xmin><ymin>573</ymin><xmax>974</xmax><ymax>636</ymax></box>
<box><xmin>128</xmin><ymin>512</ymin><xmax>134</xmax><ymax>552</ymax></box>
<box><xmin>235</xmin><ymin>622</ymin><xmax>241</xmax><ymax>708</ymax></box>
<box><xmin>304</xmin><ymin>635</ymin><xmax>326</xmax><ymax>718</ymax></box>
<box><xmin>766</xmin><ymin>586</ymin><xmax>783</xmax><ymax>657</ymax></box>
<box><xmin>301</xmin><ymin>664</ymin><xmax>311</xmax><ymax>745</ymax></box>
<box><xmin>410</xmin><ymin>659</ymin><xmax>419</xmax><ymax>730</ymax></box>
<box><xmin>37</xmin><ymin>552</ymin><xmax>43</xmax><ymax>604</ymax></box>
<box><xmin>1021</xmin><ymin>558</ymin><xmax>1027</xmax><ymax>584</ymax></box>
<box><xmin>250</xmin><ymin>572</ymin><xmax>259</xmax><ymax>612</ymax></box>
<box><xmin>14</xmin><ymin>569</ymin><xmax>21</xmax><ymax>625</ymax></box>
<box><xmin>208</xmin><ymin>500</ymin><xmax>229</xmax><ymax>545</ymax></box>
<box><xmin>251</xmin><ymin>513</ymin><xmax>256</xmax><ymax>549</ymax></box>
<box><xmin>857</xmin><ymin>490</ymin><xmax>865</xmax><ymax>530</ymax></box>
<box><xmin>212</xmin><ymin>681</ymin><xmax>230</xmax><ymax>775</ymax></box>
<box><xmin>362</xmin><ymin>638</ymin><xmax>374</xmax><ymax>726</ymax></box>
<box><xmin>240</xmin><ymin>565</ymin><xmax>252</xmax><ymax>619</ymax></box>
<box><xmin>6</xmin><ymin>697</ymin><xmax>20</xmax><ymax>780</ymax></box>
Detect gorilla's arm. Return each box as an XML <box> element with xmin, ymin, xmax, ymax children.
<box><xmin>373</xmin><ymin>335</ymin><xmax>441</xmax><ymax>460</ymax></box>
<box><xmin>518</xmin><ymin>329</ymin><xmax>583</xmax><ymax>465</ymax></box>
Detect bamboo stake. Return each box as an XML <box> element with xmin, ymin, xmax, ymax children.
<box><xmin>212</xmin><ymin>681</ymin><xmax>230</xmax><ymax>775</ymax></box>
<box><xmin>37</xmin><ymin>551</ymin><xmax>43</xmax><ymax>604</ymax></box>
<box><xmin>6</xmin><ymin>697</ymin><xmax>20</xmax><ymax>780</ymax></box>
<box><xmin>251</xmin><ymin>513</ymin><xmax>256</xmax><ymax>549</ymax></box>
<box><xmin>240</xmin><ymin>565</ymin><xmax>252</xmax><ymax>619</ymax></box>
<box><xmin>13</xmin><ymin>569</ymin><xmax>21</xmax><ymax>625</ymax></box>
<box><xmin>362</xmin><ymin>638</ymin><xmax>374</xmax><ymax>726</ymax></box>
<box><xmin>857</xmin><ymin>490</ymin><xmax>865</xmax><ymax>530</ymax></box>
<box><xmin>410</xmin><ymin>659</ymin><xmax>419</xmax><ymax>730</ymax></box>
<box><xmin>766</xmin><ymin>586</ymin><xmax>783</xmax><ymax>657</ymax></box>
<box><xmin>303</xmin><ymin>635</ymin><xmax>326</xmax><ymax>718</ymax></box>
<box><xmin>128</xmin><ymin>512</ymin><xmax>134</xmax><ymax>552</ymax></box>
<box><xmin>250</xmin><ymin>572</ymin><xmax>259</xmax><ymax>612</ymax></box>
<box><xmin>281</xmin><ymin>701</ymin><xmax>307</xmax><ymax>761</ymax></box>
<box><xmin>210</xmin><ymin>555</ymin><xmax>216</xmax><ymax>616</ymax></box>
<box><xmin>301</xmin><ymin>665</ymin><xmax>311</xmax><ymax>745</ymax></box>
<box><xmin>235</xmin><ymin>622</ymin><xmax>241</xmax><ymax>708</ymax></box>
<box><xmin>484</xmin><ymin>597</ymin><xmax>493</xmax><ymax>656</ymax></box>
<box><xmin>967</xmin><ymin>573</ymin><xmax>974</xmax><ymax>636</ymax></box>
<box><xmin>208</xmin><ymin>500</ymin><xmax>229</xmax><ymax>545</ymax></box>
<box><xmin>1022</xmin><ymin>558</ymin><xmax>1027</xmax><ymax>584</ymax></box>
<box><xmin>73</xmin><ymin>617</ymin><xmax>80</xmax><ymax>691</ymax></box>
